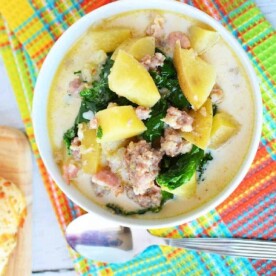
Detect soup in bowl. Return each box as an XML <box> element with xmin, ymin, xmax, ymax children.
<box><xmin>33</xmin><ymin>0</ymin><xmax>262</xmax><ymax>228</ymax></box>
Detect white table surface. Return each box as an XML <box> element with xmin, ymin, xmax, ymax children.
<box><xmin>0</xmin><ymin>1</ymin><xmax>275</xmax><ymax>275</ymax></box>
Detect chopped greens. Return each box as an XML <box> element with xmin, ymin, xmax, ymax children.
<box><xmin>96</xmin><ymin>126</ymin><xmax>103</xmax><ymax>139</ymax></box>
<box><xmin>73</xmin><ymin>70</ymin><xmax>81</xmax><ymax>75</ymax></box>
<box><xmin>150</xmin><ymin>56</ymin><xmax>190</xmax><ymax>110</ymax></box>
<box><xmin>63</xmin><ymin>125</ymin><xmax>77</xmax><ymax>154</ymax></box>
<box><xmin>197</xmin><ymin>152</ymin><xmax>213</xmax><ymax>181</ymax></box>
<box><xmin>142</xmin><ymin>97</ymin><xmax>169</xmax><ymax>142</ymax></box>
<box><xmin>156</xmin><ymin>146</ymin><xmax>204</xmax><ymax>190</ymax></box>
<box><xmin>106</xmin><ymin>191</ymin><xmax>173</xmax><ymax>216</ymax></box>
<box><xmin>78</xmin><ymin>56</ymin><xmax>117</xmax><ymax>113</ymax></box>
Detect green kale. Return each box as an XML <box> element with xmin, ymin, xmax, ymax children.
<box><xmin>106</xmin><ymin>190</ymin><xmax>173</xmax><ymax>216</ymax></box>
<box><xmin>141</xmin><ymin>98</ymin><xmax>169</xmax><ymax>142</ymax></box>
<box><xmin>63</xmin><ymin>125</ymin><xmax>77</xmax><ymax>154</ymax></box>
<box><xmin>150</xmin><ymin>57</ymin><xmax>190</xmax><ymax>109</ymax></box>
<box><xmin>96</xmin><ymin>126</ymin><xmax>103</xmax><ymax>139</ymax></box>
<box><xmin>156</xmin><ymin>146</ymin><xmax>204</xmax><ymax>190</ymax></box>
<box><xmin>197</xmin><ymin>152</ymin><xmax>213</xmax><ymax>181</ymax></box>
<box><xmin>212</xmin><ymin>104</ymin><xmax>218</xmax><ymax>116</ymax></box>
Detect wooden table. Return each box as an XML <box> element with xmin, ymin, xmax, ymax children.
<box><xmin>0</xmin><ymin>1</ymin><xmax>275</xmax><ymax>275</ymax></box>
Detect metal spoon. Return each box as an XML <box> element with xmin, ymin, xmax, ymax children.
<box><xmin>65</xmin><ymin>214</ymin><xmax>276</xmax><ymax>263</ymax></box>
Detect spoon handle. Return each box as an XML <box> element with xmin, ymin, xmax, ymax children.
<box><xmin>166</xmin><ymin>238</ymin><xmax>276</xmax><ymax>260</ymax></box>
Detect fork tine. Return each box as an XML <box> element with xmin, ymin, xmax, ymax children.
<box><xmin>167</xmin><ymin>239</ymin><xmax>276</xmax><ymax>260</ymax></box>
<box><xmin>170</xmin><ymin>240</ymin><xmax>276</xmax><ymax>251</ymax></box>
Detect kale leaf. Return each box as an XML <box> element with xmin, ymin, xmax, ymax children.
<box><xmin>106</xmin><ymin>190</ymin><xmax>174</xmax><ymax>216</ymax></box>
<box><xmin>150</xmin><ymin>57</ymin><xmax>190</xmax><ymax>109</ymax></box>
<box><xmin>156</xmin><ymin>146</ymin><xmax>204</xmax><ymax>190</ymax></box>
<box><xmin>78</xmin><ymin>56</ymin><xmax>117</xmax><ymax>113</ymax></box>
<box><xmin>96</xmin><ymin>126</ymin><xmax>103</xmax><ymax>139</ymax></box>
<box><xmin>197</xmin><ymin>152</ymin><xmax>213</xmax><ymax>181</ymax></box>
<box><xmin>63</xmin><ymin>125</ymin><xmax>77</xmax><ymax>154</ymax></box>
<box><xmin>141</xmin><ymin>97</ymin><xmax>169</xmax><ymax>142</ymax></box>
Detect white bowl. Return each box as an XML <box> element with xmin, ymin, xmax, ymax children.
<box><xmin>33</xmin><ymin>0</ymin><xmax>262</xmax><ymax>228</ymax></box>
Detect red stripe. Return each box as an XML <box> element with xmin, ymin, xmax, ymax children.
<box><xmin>80</xmin><ymin>0</ymin><xmax>114</xmax><ymax>13</ymax></box>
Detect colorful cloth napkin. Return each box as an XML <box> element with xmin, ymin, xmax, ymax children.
<box><xmin>0</xmin><ymin>0</ymin><xmax>275</xmax><ymax>275</ymax></box>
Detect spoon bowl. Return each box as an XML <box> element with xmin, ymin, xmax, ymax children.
<box><xmin>66</xmin><ymin>214</ymin><xmax>276</xmax><ymax>263</ymax></box>
<box><xmin>65</xmin><ymin>214</ymin><xmax>163</xmax><ymax>263</ymax></box>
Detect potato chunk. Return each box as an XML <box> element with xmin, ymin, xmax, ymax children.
<box><xmin>111</xmin><ymin>36</ymin><xmax>155</xmax><ymax>61</ymax></box>
<box><xmin>173</xmin><ymin>43</ymin><xmax>216</xmax><ymax>110</ymax></box>
<box><xmin>79</xmin><ymin>124</ymin><xmax>101</xmax><ymax>174</ymax></box>
<box><xmin>209</xmin><ymin>112</ymin><xmax>240</xmax><ymax>149</ymax></box>
<box><xmin>89</xmin><ymin>28</ymin><xmax>131</xmax><ymax>53</ymax></box>
<box><xmin>108</xmin><ymin>50</ymin><xmax>160</xmax><ymax>107</ymax></box>
<box><xmin>161</xmin><ymin>173</ymin><xmax>196</xmax><ymax>199</ymax></box>
<box><xmin>95</xmin><ymin>106</ymin><xmax>147</xmax><ymax>142</ymax></box>
<box><xmin>182</xmin><ymin>99</ymin><xmax>213</xmax><ymax>149</ymax></box>
<box><xmin>189</xmin><ymin>25</ymin><xmax>219</xmax><ymax>54</ymax></box>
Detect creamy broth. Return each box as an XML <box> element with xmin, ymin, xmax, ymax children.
<box><xmin>48</xmin><ymin>10</ymin><xmax>254</xmax><ymax>219</ymax></box>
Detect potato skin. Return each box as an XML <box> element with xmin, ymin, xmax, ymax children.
<box><xmin>108</xmin><ymin>50</ymin><xmax>160</xmax><ymax>107</ymax></box>
<box><xmin>209</xmin><ymin>112</ymin><xmax>240</xmax><ymax>149</ymax></box>
<box><xmin>95</xmin><ymin>106</ymin><xmax>147</xmax><ymax>142</ymax></box>
<box><xmin>182</xmin><ymin>99</ymin><xmax>213</xmax><ymax>150</ymax></box>
<box><xmin>173</xmin><ymin>43</ymin><xmax>216</xmax><ymax>110</ymax></box>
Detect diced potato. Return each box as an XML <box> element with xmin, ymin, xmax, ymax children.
<box><xmin>79</xmin><ymin>123</ymin><xmax>101</xmax><ymax>174</ymax></box>
<box><xmin>162</xmin><ymin>173</ymin><xmax>197</xmax><ymax>199</ymax></box>
<box><xmin>209</xmin><ymin>112</ymin><xmax>240</xmax><ymax>149</ymax></box>
<box><xmin>111</xmin><ymin>36</ymin><xmax>155</xmax><ymax>61</ymax></box>
<box><xmin>95</xmin><ymin>106</ymin><xmax>147</xmax><ymax>142</ymax></box>
<box><xmin>182</xmin><ymin>99</ymin><xmax>213</xmax><ymax>149</ymax></box>
<box><xmin>108</xmin><ymin>50</ymin><xmax>160</xmax><ymax>107</ymax></box>
<box><xmin>189</xmin><ymin>25</ymin><xmax>220</xmax><ymax>54</ymax></box>
<box><xmin>173</xmin><ymin>43</ymin><xmax>216</xmax><ymax>110</ymax></box>
<box><xmin>89</xmin><ymin>28</ymin><xmax>132</xmax><ymax>53</ymax></box>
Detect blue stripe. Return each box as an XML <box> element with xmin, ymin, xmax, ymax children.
<box><xmin>67</xmin><ymin>199</ymin><xmax>78</xmax><ymax>219</ymax></box>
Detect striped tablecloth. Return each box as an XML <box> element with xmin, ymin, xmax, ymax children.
<box><xmin>0</xmin><ymin>0</ymin><xmax>275</xmax><ymax>275</ymax></box>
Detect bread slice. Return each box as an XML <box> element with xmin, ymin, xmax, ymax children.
<box><xmin>0</xmin><ymin>234</ymin><xmax>17</xmax><ymax>276</ymax></box>
<box><xmin>0</xmin><ymin>177</ymin><xmax>26</xmax><ymax>275</ymax></box>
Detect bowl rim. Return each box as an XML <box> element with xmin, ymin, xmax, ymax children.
<box><xmin>33</xmin><ymin>0</ymin><xmax>262</xmax><ymax>228</ymax></box>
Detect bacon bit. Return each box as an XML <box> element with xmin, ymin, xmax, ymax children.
<box><xmin>91</xmin><ymin>167</ymin><xmax>124</xmax><ymax>196</ymax></box>
<box><xmin>161</xmin><ymin>128</ymin><xmax>193</xmax><ymax>157</ymax></box>
<box><xmin>91</xmin><ymin>183</ymin><xmax>111</xmax><ymax>197</ymax></box>
<box><xmin>89</xmin><ymin>117</ymin><xmax>98</xmax><ymax>129</ymax></box>
<box><xmin>0</xmin><ymin>191</ymin><xmax>5</xmax><ymax>199</ymax></box>
<box><xmin>146</xmin><ymin>15</ymin><xmax>165</xmax><ymax>41</ymax></box>
<box><xmin>210</xmin><ymin>85</ymin><xmax>224</xmax><ymax>104</ymax></box>
<box><xmin>68</xmin><ymin>78</ymin><xmax>84</xmax><ymax>95</ymax></box>
<box><xmin>62</xmin><ymin>164</ymin><xmax>79</xmax><ymax>184</ymax></box>
<box><xmin>70</xmin><ymin>137</ymin><xmax>81</xmax><ymax>160</ymax></box>
<box><xmin>163</xmin><ymin>106</ymin><xmax>194</xmax><ymax>132</ymax></box>
<box><xmin>135</xmin><ymin>106</ymin><xmax>151</xmax><ymax>120</ymax></box>
<box><xmin>126</xmin><ymin>185</ymin><xmax>162</xmax><ymax>208</ymax></box>
<box><xmin>140</xmin><ymin>53</ymin><xmax>165</xmax><ymax>70</ymax></box>
<box><xmin>167</xmin><ymin>31</ymin><xmax>191</xmax><ymax>49</ymax></box>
